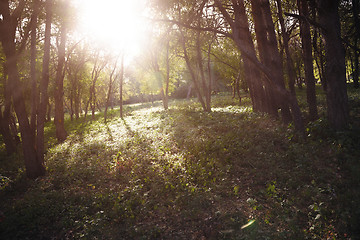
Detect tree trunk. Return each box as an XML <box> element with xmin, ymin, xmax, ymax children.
<box><xmin>119</xmin><ymin>54</ymin><xmax>124</xmax><ymax>118</ymax></box>
<box><xmin>215</xmin><ymin>0</ymin><xmax>305</xmax><ymax>135</ymax></box>
<box><xmin>0</xmin><ymin>111</ymin><xmax>16</xmax><ymax>155</ymax></box>
<box><xmin>0</xmin><ymin>64</ymin><xmax>16</xmax><ymax>155</ymax></box>
<box><xmin>179</xmin><ymin>28</ymin><xmax>207</xmax><ymax>111</ymax></box>
<box><xmin>297</xmin><ymin>0</ymin><xmax>318</xmax><ymax>121</ymax></box>
<box><xmin>353</xmin><ymin>0</ymin><xmax>359</xmax><ymax>88</ymax></box>
<box><xmin>196</xmin><ymin>25</ymin><xmax>211</xmax><ymax>112</ymax></box>
<box><xmin>317</xmin><ymin>0</ymin><xmax>349</xmax><ymax>130</ymax></box>
<box><xmin>276</xmin><ymin>0</ymin><xmax>296</xmax><ymax>95</ymax></box>
<box><xmin>164</xmin><ymin>40</ymin><xmax>170</xmax><ymax>110</ymax></box>
<box><xmin>37</xmin><ymin>0</ymin><xmax>53</xmax><ymax>166</ymax></box>
<box><xmin>251</xmin><ymin>0</ymin><xmax>292</xmax><ymax>123</ymax></box>
<box><xmin>0</xmin><ymin>0</ymin><xmax>45</xmax><ymax>178</ymax></box>
<box><xmin>54</xmin><ymin>10</ymin><xmax>67</xmax><ymax>142</ymax></box>
<box><xmin>30</xmin><ymin>0</ymin><xmax>40</xmax><ymax>133</ymax></box>
<box><xmin>104</xmin><ymin>61</ymin><xmax>117</xmax><ymax>122</ymax></box>
<box><xmin>217</xmin><ymin>0</ymin><xmax>266</xmax><ymax>113</ymax></box>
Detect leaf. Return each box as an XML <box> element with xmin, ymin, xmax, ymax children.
<box><xmin>241</xmin><ymin>219</ymin><xmax>256</xmax><ymax>229</ymax></box>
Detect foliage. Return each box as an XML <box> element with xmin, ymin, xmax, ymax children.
<box><xmin>1</xmin><ymin>91</ymin><xmax>360</xmax><ymax>239</ymax></box>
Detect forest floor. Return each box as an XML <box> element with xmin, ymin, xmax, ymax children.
<box><xmin>1</xmin><ymin>87</ymin><xmax>360</xmax><ymax>239</ymax></box>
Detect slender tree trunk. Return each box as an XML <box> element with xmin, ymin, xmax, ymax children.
<box><xmin>30</xmin><ymin>0</ymin><xmax>40</xmax><ymax>132</ymax></box>
<box><xmin>179</xmin><ymin>28</ymin><xmax>207</xmax><ymax>111</ymax></box>
<box><xmin>119</xmin><ymin>54</ymin><xmax>124</xmax><ymax>118</ymax></box>
<box><xmin>353</xmin><ymin>0</ymin><xmax>359</xmax><ymax>88</ymax></box>
<box><xmin>196</xmin><ymin>24</ymin><xmax>211</xmax><ymax>112</ymax></box>
<box><xmin>164</xmin><ymin>40</ymin><xmax>170</xmax><ymax>110</ymax></box>
<box><xmin>37</xmin><ymin>0</ymin><xmax>53</xmax><ymax>166</ymax></box>
<box><xmin>353</xmin><ymin>39</ymin><xmax>359</xmax><ymax>88</ymax></box>
<box><xmin>0</xmin><ymin>111</ymin><xmax>16</xmax><ymax>155</ymax></box>
<box><xmin>54</xmin><ymin>11</ymin><xmax>67</xmax><ymax>142</ymax></box>
<box><xmin>317</xmin><ymin>0</ymin><xmax>349</xmax><ymax>130</ymax></box>
<box><xmin>104</xmin><ymin>61</ymin><xmax>117</xmax><ymax>122</ymax></box>
<box><xmin>297</xmin><ymin>0</ymin><xmax>318</xmax><ymax>121</ymax></box>
<box><xmin>0</xmin><ymin>73</ymin><xmax>16</xmax><ymax>155</ymax></box>
<box><xmin>276</xmin><ymin>0</ymin><xmax>296</xmax><ymax>95</ymax></box>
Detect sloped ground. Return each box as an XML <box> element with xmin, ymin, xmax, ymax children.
<box><xmin>1</xmin><ymin>91</ymin><xmax>360</xmax><ymax>239</ymax></box>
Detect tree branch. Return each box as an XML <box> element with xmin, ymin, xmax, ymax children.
<box><xmin>151</xmin><ymin>18</ymin><xmax>232</xmax><ymax>38</ymax></box>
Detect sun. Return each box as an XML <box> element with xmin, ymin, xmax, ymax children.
<box><xmin>76</xmin><ymin>0</ymin><xmax>149</xmax><ymax>60</ymax></box>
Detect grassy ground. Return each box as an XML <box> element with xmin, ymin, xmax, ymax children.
<box><xmin>1</xmin><ymin>89</ymin><xmax>360</xmax><ymax>239</ymax></box>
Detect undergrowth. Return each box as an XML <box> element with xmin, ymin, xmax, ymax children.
<box><xmin>1</xmin><ymin>90</ymin><xmax>359</xmax><ymax>239</ymax></box>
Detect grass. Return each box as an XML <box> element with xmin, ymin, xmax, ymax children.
<box><xmin>1</xmin><ymin>90</ymin><xmax>360</xmax><ymax>239</ymax></box>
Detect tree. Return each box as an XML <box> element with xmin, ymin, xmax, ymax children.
<box><xmin>85</xmin><ymin>51</ymin><xmax>106</xmax><ymax>120</ymax></box>
<box><xmin>0</xmin><ymin>61</ymin><xmax>16</xmax><ymax>155</ymax></box>
<box><xmin>30</xmin><ymin>0</ymin><xmax>41</xmax><ymax>132</ymax></box>
<box><xmin>54</xmin><ymin>0</ymin><xmax>68</xmax><ymax>142</ymax></box>
<box><xmin>36</xmin><ymin>0</ymin><xmax>53</xmax><ymax>168</ymax></box>
<box><xmin>213</xmin><ymin>0</ymin><xmax>304</xmax><ymax>134</ymax></box>
<box><xmin>317</xmin><ymin>0</ymin><xmax>349</xmax><ymax>130</ymax></box>
<box><xmin>119</xmin><ymin>54</ymin><xmax>124</xmax><ymax>118</ymax></box>
<box><xmin>104</xmin><ymin>57</ymin><xmax>118</xmax><ymax>122</ymax></box>
<box><xmin>351</xmin><ymin>0</ymin><xmax>359</xmax><ymax>88</ymax></box>
<box><xmin>276</xmin><ymin>0</ymin><xmax>296</xmax><ymax>96</ymax></box>
<box><xmin>297</xmin><ymin>0</ymin><xmax>318</xmax><ymax>121</ymax></box>
<box><xmin>0</xmin><ymin>0</ymin><xmax>45</xmax><ymax>178</ymax></box>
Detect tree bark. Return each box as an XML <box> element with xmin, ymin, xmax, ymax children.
<box><xmin>119</xmin><ymin>54</ymin><xmax>124</xmax><ymax>118</ymax></box>
<box><xmin>276</xmin><ymin>0</ymin><xmax>296</xmax><ymax>95</ymax></box>
<box><xmin>317</xmin><ymin>0</ymin><xmax>349</xmax><ymax>130</ymax></box>
<box><xmin>104</xmin><ymin>60</ymin><xmax>117</xmax><ymax>122</ymax></box>
<box><xmin>30</xmin><ymin>0</ymin><xmax>40</xmax><ymax>133</ymax></box>
<box><xmin>196</xmin><ymin>23</ymin><xmax>211</xmax><ymax>112</ymax></box>
<box><xmin>54</xmin><ymin>13</ymin><xmax>68</xmax><ymax>141</ymax></box>
<box><xmin>0</xmin><ymin>64</ymin><xmax>16</xmax><ymax>155</ymax></box>
<box><xmin>0</xmin><ymin>0</ymin><xmax>45</xmax><ymax>178</ymax></box>
<box><xmin>297</xmin><ymin>0</ymin><xmax>318</xmax><ymax>121</ymax></box>
<box><xmin>215</xmin><ymin>0</ymin><xmax>305</xmax><ymax>135</ymax></box>
<box><xmin>37</xmin><ymin>0</ymin><xmax>53</xmax><ymax>166</ymax></box>
<box><xmin>352</xmin><ymin>0</ymin><xmax>359</xmax><ymax>88</ymax></box>
<box><xmin>164</xmin><ymin>40</ymin><xmax>170</xmax><ymax>110</ymax></box>
<box><xmin>179</xmin><ymin>27</ymin><xmax>207</xmax><ymax>111</ymax></box>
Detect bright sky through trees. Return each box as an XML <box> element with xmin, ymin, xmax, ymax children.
<box><xmin>76</xmin><ymin>0</ymin><xmax>150</xmax><ymax>61</ymax></box>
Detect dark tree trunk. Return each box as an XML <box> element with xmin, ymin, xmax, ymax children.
<box><xmin>164</xmin><ymin>40</ymin><xmax>170</xmax><ymax>110</ymax></box>
<box><xmin>251</xmin><ymin>0</ymin><xmax>292</xmax><ymax>124</ymax></box>
<box><xmin>37</xmin><ymin>0</ymin><xmax>53</xmax><ymax>166</ymax></box>
<box><xmin>0</xmin><ymin>0</ymin><xmax>45</xmax><ymax>178</ymax></box>
<box><xmin>251</xmin><ymin>0</ymin><xmax>279</xmax><ymax>117</ymax></box>
<box><xmin>104</xmin><ymin>61</ymin><xmax>117</xmax><ymax>122</ymax></box>
<box><xmin>215</xmin><ymin>0</ymin><xmax>305</xmax><ymax>135</ymax></box>
<box><xmin>353</xmin><ymin>0</ymin><xmax>360</xmax><ymax>88</ymax></box>
<box><xmin>297</xmin><ymin>0</ymin><xmax>318</xmax><ymax>121</ymax></box>
<box><xmin>0</xmin><ymin>64</ymin><xmax>16</xmax><ymax>155</ymax></box>
<box><xmin>225</xmin><ymin>0</ymin><xmax>267</xmax><ymax>113</ymax></box>
<box><xmin>276</xmin><ymin>0</ymin><xmax>296</xmax><ymax>95</ymax></box>
<box><xmin>54</xmin><ymin>11</ymin><xmax>68</xmax><ymax>142</ymax></box>
<box><xmin>196</xmin><ymin>24</ymin><xmax>211</xmax><ymax>112</ymax></box>
<box><xmin>30</xmin><ymin>0</ymin><xmax>40</xmax><ymax>133</ymax></box>
<box><xmin>0</xmin><ymin>111</ymin><xmax>16</xmax><ymax>155</ymax></box>
<box><xmin>179</xmin><ymin>28</ymin><xmax>207</xmax><ymax>111</ymax></box>
<box><xmin>317</xmin><ymin>0</ymin><xmax>349</xmax><ymax>130</ymax></box>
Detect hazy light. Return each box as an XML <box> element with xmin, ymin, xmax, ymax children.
<box><xmin>76</xmin><ymin>0</ymin><xmax>150</xmax><ymax>62</ymax></box>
